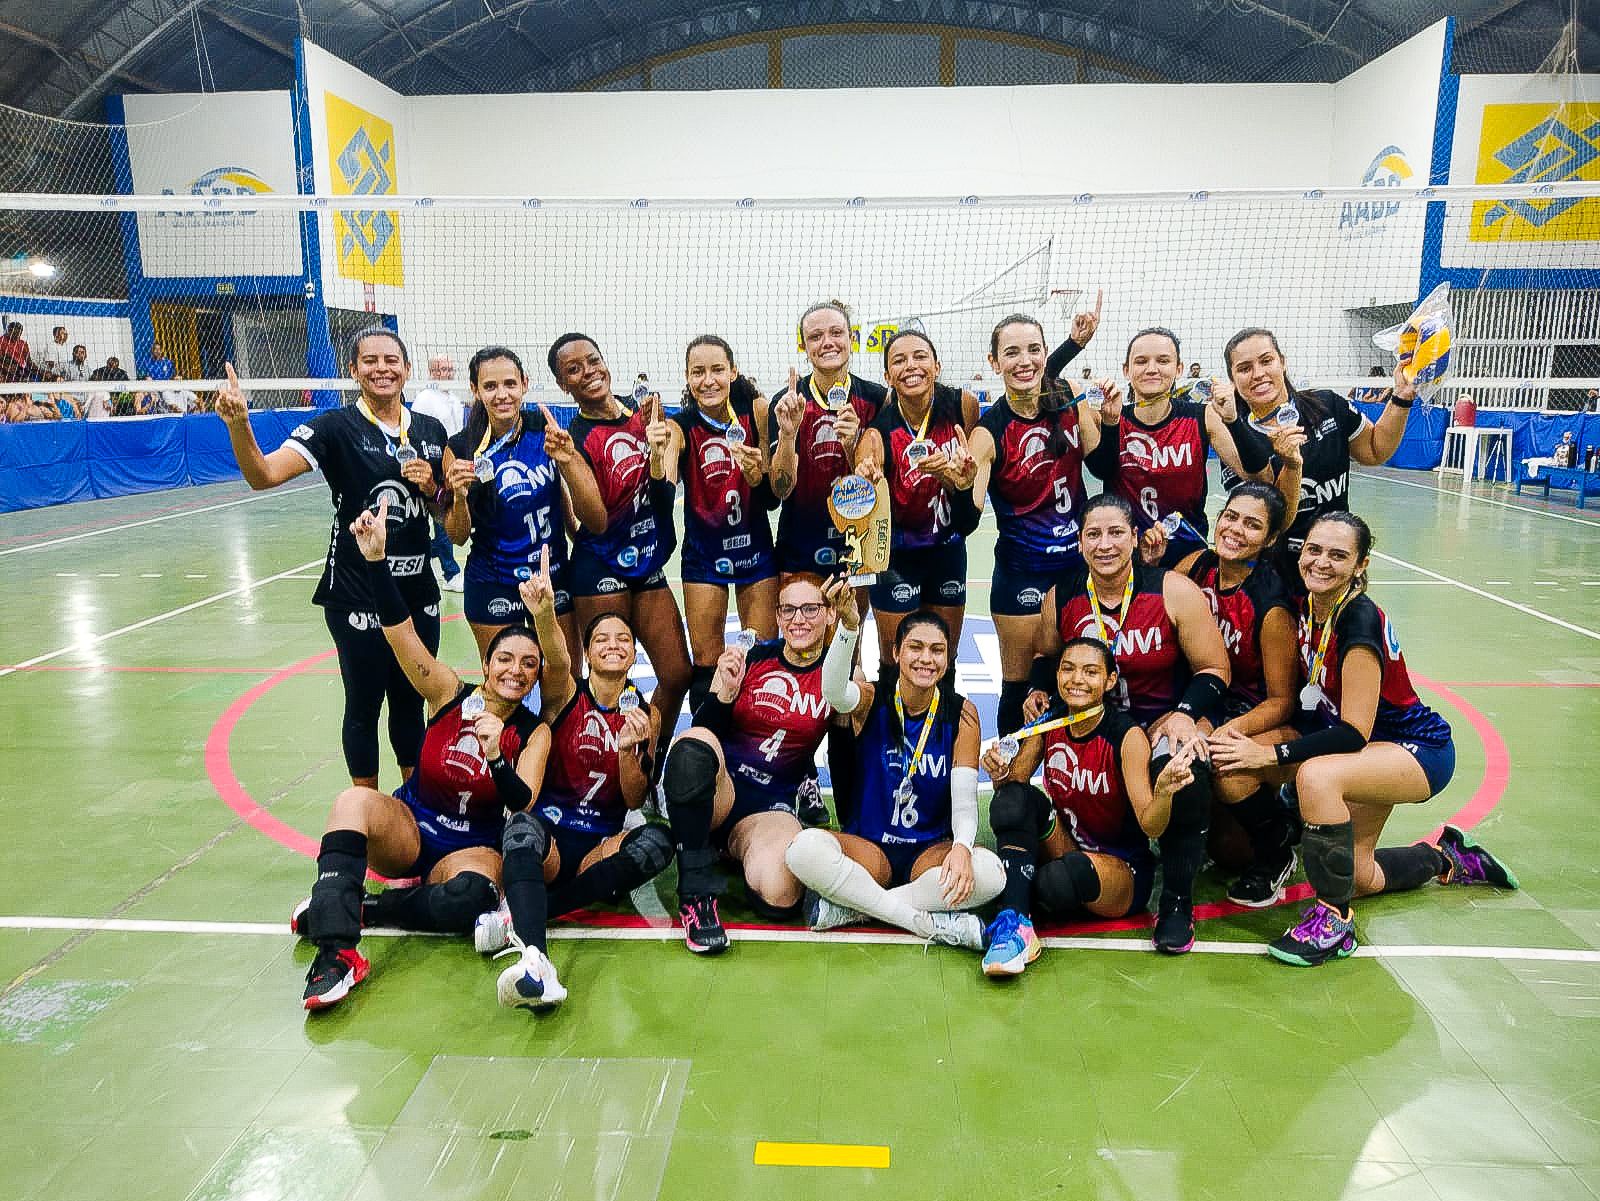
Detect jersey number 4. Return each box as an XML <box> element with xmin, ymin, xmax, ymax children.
<box><xmin>759</xmin><ymin>729</ymin><xmax>786</xmax><ymax>761</ymax></box>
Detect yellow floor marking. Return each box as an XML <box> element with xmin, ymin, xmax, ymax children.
<box><xmin>753</xmin><ymin>1141</ymin><xmax>891</xmax><ymax>1168</ymax></box>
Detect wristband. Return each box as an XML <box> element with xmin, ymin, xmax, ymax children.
<box><xmin>1174</xmin><ymin>672</ymin><xmax>1228</xmax><ymax>725</ymax></box>
<box><xmin>1389</xmin><ymin>394</ymin><xmax>1414</xmax><ymax>410</ymax></box>
<box><xmin>363</xmin><ymin>555</ymin><xmax>411</xmax><ymax>628</ymax></box>
<box><xmin>1274</xmin><ymin>720</ymin><xmax>1366</xmax><ymax>765</ymax></box>
<box><xmin>488</xmin><ymin>756</ymin><xmax>532</xmax><ymax>809</ymax></box>
<box><xmin>692</xmin><ymin>692</ymin><xmax>734</xmax><ymax>738</ymax></box>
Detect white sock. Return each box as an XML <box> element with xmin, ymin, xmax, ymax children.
<box><xmin>885</xmin><ymin>846</ymin><xmax>1008</xmax><ymax>914</ymax></box>
<box><xmin>785</xmin><ymin>828</ymin><xmax>935</xmax><ymax>938</ymax></box>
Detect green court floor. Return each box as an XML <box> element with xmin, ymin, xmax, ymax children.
<box><xmin>0</xmin><ymin>466</ymin><xmax>1597</xmax><ymax>1201</ymax></box>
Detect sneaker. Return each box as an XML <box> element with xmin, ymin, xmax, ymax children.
<box><xmin>678</xmin><ymin>894</ymin><xmax>729</xmax><ymax>954</ymax></box>
<box><xmin>1227</xmin><ymin>848</ymin><xmax>1299</xmax><ymax>908</ymax></box>
<box><xmin>1153</xmin><ymin>895</ymin><xmax>1195</xmax><ymax>954</ymax></box>
<box><xmin>474</xmin><ymin>901</ymin><xmax>513</xmax><ymax>954</ymax></box>
<box><xmin>803</xmin><ymin>889</ymin><xmax>861</xmax><ymax>932</ymax></box>
<box><xmin>289</xmin><ymin>897</ymin><xmax>311</xmax><ymax>939</ymax></box>
<box><xmin>302</xmin><ymin>946</ymin><xmax>369</xmax><ymax>1011</ymax></box>
<box><xmin>797</xmin><ymin>776</ymin><xmax>830</xmax><ymax>827</ymax></box>
<box><xmin>1437</xmin><ymin>826</ymin><xmax>1520</xmax><ymax>889</ymax></box>
<box><xmin>927</xmin><ymin>911</ymin><xmax>984</xmax><ymax>951</ymax></box>
<box><xmin>1268</xmin><ymin>900</ymin><xmax>1358</xmax><ymax>966</ymax></box>
<box><xmin>981</xmin><ymin>910</ymin><xmax>1040</xmax><ymax>977</ymax></box>
<box><xmin>440</xmin><ymin>571</ymin><xmax>464</xmax><ymax>593</ymax></box>
<box><xmin>494</xmin><ymin>940</ymin><xmax>566</xmax><ymax>1010</ymax></box>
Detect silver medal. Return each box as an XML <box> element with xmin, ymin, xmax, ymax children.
<box><xmin>894</xmin><ymin>778</ymin><xmax>916</xmax><ymax>806</ymax></box>
<box><xmin>724</xmin><ymin>422</ymin><xmax>746</xmax><ymax>446</ymax></box>
<box><xmin>617</xmin><ymin>689</ymin><xmax>641</xmax><ymax>714</ymax></box>
<box><xmin>394</xmin><ymin>444</ymin><xmax>419</xmax><ymax>465</ymax></box>
<box><xmin>1299</xmin><ymin>683</ymin><xmax>1327</xmax><ymax>711</ymax></box>
<box><xmin>996</xmin><ymin>735</ymin><xmax>1020</xmax><ymax>763</ymax></box>
<box><xmin>632</xmin><ymin>382</ymin><xmax>650</xmax><ymax>405</ymax></box>
<box><xmin>905</xmin><ymin>440</ymin><xmax>931</xmax><ymax>467</ymax></box>
<box><xmin>734</xmin><ymin>628</ymin><xmax>758</xmax><ymax>652</ymax></box>
<box><xmin>513</xmin><ymin>566</ymin><xmax>533</xmax><ymax>581</ymax></box>
<box><xmin>826</xmin><ymin>383</ymin><xmax>847</xmax><ymax>410</ymax></box>
<box><xmin>473</xmin><ymin>455</ymin><xmax>495</xmax><ymax>483</ymax></box>
<box><xmin>461</xmin><ymin>693</ymin><xmax>486</xmax><ymax>720</ymax></box>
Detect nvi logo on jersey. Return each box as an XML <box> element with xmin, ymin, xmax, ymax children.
<box><xmin>1339</xmin><ymin>146</ymin><xmax>1412</xmax><ymax>234</ymax></box>
<box><xmin>1471</xmin><ymin>104</ymin><xmax>1600</xmax><ymax>242</ymax></box>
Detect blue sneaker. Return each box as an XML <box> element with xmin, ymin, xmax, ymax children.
<box><xmin>1268</xmin><ymin>900</ymin><xmax>1357</xmax><ymax>967</ymax></box>
<box><xmin>982</xmin><ymin>909</ymin><xmax>1040</xmax><ymax>978</ymax></box>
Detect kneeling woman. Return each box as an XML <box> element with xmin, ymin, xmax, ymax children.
<box><xmin>295</xmin><ymin>501</ymin><xmax>553</xmax><ymax>1012</ymax></box>
<box><xmin>1207</xmin><ymin>512</ymin><xmax>1518</xmax><ymax>966</ymax></box>
<box><xmin>784</xmin><ymin>584</ymin><xmax>1006</xmax><ymax>949</ymax></box>
<box><xmin>660</xmin><ymin>576</ymin><xmax>843</xmax><ymax>953</ymax></box>
<box><xmin>981</xmin><ymin>638</ymin><xmax>1200</xmax><ymax>977</ymax></box>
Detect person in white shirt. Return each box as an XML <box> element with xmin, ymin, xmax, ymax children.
<box><xmin>411</xmin><ymin>354</ymin><xmax>467</xmax><ymax>590</ymax></box>
<box><xmin>60</xmin><ymin>345</ymin><xmax>91</xmax><ymax>382</ymax></box>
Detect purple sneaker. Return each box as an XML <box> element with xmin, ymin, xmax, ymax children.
<box><xmin>1437</xmin><ymin>826</ymin><xmax>1519</xmax><ymax>889</ymax></box>
<box><xmin>1268</xmin><ymin>900</ymin><xmax>1357</xmax><ymax>967</ymax></box>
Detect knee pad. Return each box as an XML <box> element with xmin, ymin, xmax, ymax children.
<box><xmin>1302</xmin><ymin>821</ymin><xmax>1356</xmax><ymax>909</ymax></box>
<box><xmin>502</xmin><ymin>810</ymin><xmax>549</xmax><ymax>860</ymax></box>
<box><xmin>989</xmin><ymin>782</ymin><xmax>1048</xmax><ymax>842</ymax></box>
<box><xmin>1159</xmin><ymin>763</ymin><xmax>1212</xmax><ymax>840</ymax></box>
<box><xmin>663</xmin><ymin>738</ymin><xmax>720</xmax><ymax>810</ymax></box>
<box><xmin>1036</xmin><ymin>852</ymin><xmax>1101</xmax><ymax>913</ymax></box>
<box><xmin>783</xmin><ymin>826</ymin><xmax>842</xmax><ymax>885</ymax></box>
<box><xmin>621</xmin><ymin>824</ymin><xmax>674</xmax><ymax>878</ymax></box>
<box><xmin>427</xmin><ymin>871</ymin><xmax>500</xmax><ymax>933</ymax></box>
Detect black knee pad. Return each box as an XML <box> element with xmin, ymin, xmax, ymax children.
<box><xmin>1155</xmin><ymin>757</ymin><xmax>1212</xmax><ymax>840</ymax></box>
<box><xmin>747</xmin><ymin>891</ymin><xmax>802</xmax><ymax>923</ymax></box>
<box><xmin>427</xmin><ymin>871</ymin><xmax>499</xmax><ymax>933</ymax></box>
<box><xmin>998</xmin><ymin>679</ymin><xmax>1031</xmax><ymax>737</ymax></box>
<box><xmin>989</xmin><ymin>782</ymin><xmax>1048</xmax><ymax>842</ymax></box>
<box><xmin>1302</xmin><ymin>820</ymin><xmax>1356</xmax><ymax>909</ymax></box>
<box><xmin>1036</xmin><ymin>852</ymin><xmax>1101</xmax><ymax>913</ymax></box>
<box><xmin>502</xmin><ymin>810</ymin><xmax>549</xmax><ymax>859</ymax></box>
<box><xmin>620</xmin><ymin>824</ymin><xmax>674</xmax><ymax>879</ymax></box>
<box><xmin>663</xmin><ymin>739</ymin><xmax>720</xmax><ymax>810</ymax></box>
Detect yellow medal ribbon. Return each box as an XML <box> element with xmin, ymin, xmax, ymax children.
<box><xmin>1303</xmin><ymin>587</ymin><xmax>1350</xmax><ymax>692</ymax></box>
<box><xmin>1086</xmin><ymin>568</ymin><xmax>1135</xmax><ymax>649</ymax></box>
<box><xmin>892</xmin><ymin>682</ymin><xmax>940</xmax><ymax>791</ymax></box>
<box><xmin>355</xmin><ymin>397</ymin><xmax>410</xmax><ymax>449</ymax></box>
<box><xmin>809</xmin><ymin>372</ymin><xmax>853</xmax><ymax>410</ymax></box>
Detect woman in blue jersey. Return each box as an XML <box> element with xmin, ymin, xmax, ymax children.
<box><xmin>442</xmin><ymin>346</ymin><xmax>606</xmax><ymax>668</ymax></box>
<box><xmin>644</xmin><ymin>335</ymin><xmax>777</xmax><ymax>716</ymax></box>
<box><xmin>1207</xmin><ymin>512</ymin><xmax>1518</xmax><ymax>966</ymax></box>
<box><xmin>783</xmin><ymin>580</ymin><xmax>1005</xmax><ymax>949</ymax></box>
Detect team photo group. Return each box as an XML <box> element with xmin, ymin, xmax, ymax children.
<box><xmin>213</xmin><ymin>296</ymin><xmax>1520</xmax><ymax>1014</ymax></box>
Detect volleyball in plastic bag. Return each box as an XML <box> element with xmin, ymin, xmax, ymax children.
<box><xmin>1373</xmin><ymin>282</ymin><xmax>1454</xmax><ymax>396</ymax></box>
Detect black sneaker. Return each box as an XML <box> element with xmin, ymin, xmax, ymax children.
<box><xmin>302</xmin><ymin>945</ymin><xmax>369</xmax><ymax>1011</ymax></box>
<box><xmin>678</xmin><ymin>894</ymin><xmax>729</xmax><ymax>955</ymax></box>
<box><xmin>797</xmin><ymin>776</ymin><xmax>831</xmax><ymax>827</ymax></box>
<box><xmin>1153</xmin><ymin>895</ymin><xmax>1195</xmax><ymax>954</ymax></box>
<box><xmin>1227</xmin><ymin>848</ymin><xmax>1298</xmax><ymax>908</ymax></box>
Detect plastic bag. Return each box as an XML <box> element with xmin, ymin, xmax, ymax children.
<box><xmin>1373</xmin><ymin>282</ymin><xmax>1453</xmax><ymax>397</ymax></box>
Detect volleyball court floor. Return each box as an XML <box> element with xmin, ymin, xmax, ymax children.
<box><xmin>0</xmin><ymin>465</ymin><xmax>1596</xmax><ymax>1201</ymax></box>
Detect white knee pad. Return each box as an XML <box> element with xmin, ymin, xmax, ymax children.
<box><xmin>966</xmin><ymin>847</ymin><xmax>1008</xmax><ymax>910</ymax></box>
<box><xmin>784</xmin><ymin>827</ymin><xmax>846</xmax><ymax>891</ymax></box>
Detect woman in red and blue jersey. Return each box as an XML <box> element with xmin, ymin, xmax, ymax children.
<box><xmin>1209</xmin><ymin>512</ymin><xmax>1519</xmax><ymax>967</ymax></box>
<box><xmin>645</xmin><ymin>335</ymin><xmax>777</xmax><ymax>717</ymax></box>
<box><xmin>854</xmin><ymin>329</ymin><xmax>981</xmax><ymax>665</ymax></box>
<box><xmin>969</xmin><ymin>312</ymin><xmax>1112</xmax><ymax>737</ymax></box>
<box><xmin>548</xmin><ymin>332</ymin><xmax>691</xmax><ymax>767</ymax></box>
<box><xmin>659</xmin><ymin>576</ymin><xmax>842</xmax><ymax>953</ymax></box>
<box><xmin>782</xmin><ymin>585</ymin><xmax>1006</xmax><ymax>952</ymax></box>
<box><xmin>442</xmin><ymin>345</ymin><xmax>606</xmax><ymax>669</ymax></box>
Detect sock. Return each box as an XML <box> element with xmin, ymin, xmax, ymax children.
<box><xmin>1374</xmin><ymin>843</ymin><xmax>1449</xmax><ymax>893</ymax></box>
<box><xmin>1302</xmin><ymin>820</ymin><xmax>1356</xmax><ymax>911</ymax></box>
<box><xmin>502</xmin><ymin>811</ymin><xmax>549</xmax><ymax>952</ymax></box>
<box><xmin>785</xmin><ymin>828</ymin><xmax>934</xmax><ymax>938</ymax></box>
<box><xmin>548</xmin><ymin>826</ymin><xmax>672</xmax><ymax>919</ymax></box>
<box><xmin>307</xmin><ymin>829</ymin><xmax>367</xmax><ymax>949</ymax></box>
<box><xmin>688</xmin><ymin>664</ymin><xmax>716</xmax><ymax>718</ymax></box>
<box><xmin>1231</xmin><ymin>785</ymin><xmax>1295</xmax><ymax>864</ymax></box>
<box><xmin>998</xmin><ymin>679</ymin><xmax>1031</xmax><ymax>740</ymax></box>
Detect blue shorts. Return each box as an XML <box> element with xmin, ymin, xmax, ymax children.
<box><xmin>878</xmin><ymin>838</ymin><xmax>946</xmax><ymax>888</ymax></box>
<box><xmin>396</xmin><ymin>778</ymin><xmax>500</xmax><ymax>878</ymax></box>
<box><xmin>870</xmin><ymin>542</ymin><xmax>967</xmax><ymax>613</ymax></box>
<box><xmin>777</xmin><ymin>526</ymin><xmax>848</xmax><ymax>575</ymax></box>
<box><xmin>713</xmin><ymin>777</ymin><xmax>801</xmax><ymax>851</ymax></box>
<box><xmin>567</xmin><ymin>542</ymin><xmax>668</xmax><ymax>599</ymax></box>
<box><xmin>1388</xmin><ymin>736</ymin><xmax>1456</xmax><ymax>798</ymax></box>
<box><xmin>681</xmin><ymin>532</ymin><xmax>777</xmax><ymax>587</ymax></box>
<box><xmin>990</xmin><ymin>554</ymin><xmax>1065</xmax><ymax>618</ymax></box>
<box><xmin>463</xmin><ymin>568</ymin><xmax>573</xmax><ymax>624</ymax></box>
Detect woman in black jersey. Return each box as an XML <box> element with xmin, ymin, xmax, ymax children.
<box><xmin>1220</xmin><ymin>328</ymin><xmax>1411</xmax><ymax>589</ymax></box>
<box><xmin>217</xmin><ymin>327</ymin><xmax>447</xmax><ymax>789</ymax></box>
<box><xmin>1173</xmin><ymin>483</ymin><xmax>1301</xmax><ymax>906</ymax></box>
<box><xmin>293</xmin><ymin>499</ymin><xmax>556</xmax><ymax>1012</ymax></box>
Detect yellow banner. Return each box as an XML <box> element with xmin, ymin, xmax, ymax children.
<box><xmin>1470</xmin><ymin>102</ymin><xmax>1600</xmax><ymax>243</ymax></box>
<box><xmin>325</xmin><ymin>91</ymin><xmax>404</xmax><ymax>285</ymax></box>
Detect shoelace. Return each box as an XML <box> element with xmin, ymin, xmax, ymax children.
<box><xmin>984</xmin><ymin>912</ymin><xmax>1019</xmax><ymax>948</ymax></box>
<box><xmin>492</xmin><ymin>931</ymin><xmax>530</xmax><ymax>963</ymax></box>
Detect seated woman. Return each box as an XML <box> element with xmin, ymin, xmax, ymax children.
<box><xmin>1208</xmin><ymin>512</ymin><xmax>1518</xmax><ymax>966</ymax></box>
<box><xmin>293</xmin><ymin>499</ymin><xmax>553</xmax><ymax>1012</ymax></box>
<box><xmin>783</xmin><ymin>583</ymin><xmax>1005</xmax><ymax>950</ymax></box>
<box><xmin>659</xmin><ymin>575</ymin><xmax>843</xmax><ymax>953</ymax></box>
<box><xmin>981</xmin><ymin>638</ymin><xmax>1199</xmax><ymax>977</ymax></box>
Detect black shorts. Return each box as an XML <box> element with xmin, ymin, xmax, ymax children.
<box><xmin>567</xmin><ymin>543</ymin><xmax>669</xmax><ymax>600</ymax></box>
<box><xmin>878</xmin><ymin>838</ymin><xmax>944</xmax><ymax>888</ymax></box>
<box><xmin>870</xmin><ymin>543</ymin><xmax>967</xmax><ymax>613</ymax></box>
<box><xmin>463</xmin><ymin>569</ymin><xmax>573</xmax><ymax>624</ymax></box>
<box><xmin>681</xmin><ymin>533</ymin><xmax>777</xmax><ymax>587</ymax></box>
<box><xmin>547</xmin><ymin>822</ymin><xmax>609</xmax><ymax>887</ymax></box>
<box><xmin>713</xmin><ymin>779</ymin><xmax>800</xmax><ymax>852</ymax></box>
<box><xmin>990</xmin><ymin>556</ymin><xmax>1057</xmax><ymax>617</ymax></box>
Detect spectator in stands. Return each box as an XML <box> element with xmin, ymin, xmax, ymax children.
<box><xmin>0</xmin><ymin>396</ymin><xmax>29</xmax><ymax>423</ymax></box>
<box><xmin>410</xmin><ymin>353</ymin><xmax>466</xmax><ymax>592</ymax></box>
<box><xmin>83</xmin><ymin>390</ymin><xmax>112</xmax><ymax>421</ymax></box>
<box><xmin>1349</xmin><ymin>366</ymin><xmax>1387</xmax><ymax>402</ymax></box>
<box><xmin>1080</xmin><ymin>366</ymin><xmax>1094</xmax><ymax>380</ymax></box>
<box><xmin>0</xmin><ymin>322</ymin><xmax>34</xmax><ymax>382</ymax></box>
<box><xmin>148</xmin><ymin>341</ymin><xmax>176</xmax><ymax>381</ymax></box>
<box><xmin>37</xmin><ymin>371</ymin><xmax>79</xmax><ymax>419</ymax></box>
<box><xmin>42</xmin><ymin>325</ymin><xmax>69</xmax><ymax>374</ymax></box>
<box><xmin>163</xmin><ymin>381</ymin><xmax>200</xmax><ymax>414</ymax></box>
<box><xmin>60</xmin><ymin>344</ymin><xmax>91</xmax><ymax>382</ymax></box>
<box><xmin>90</xmin><ymin>355</ymin><xmax>129</xmax><ymax>384</ymax></box>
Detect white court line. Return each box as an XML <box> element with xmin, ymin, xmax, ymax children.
<box><xmin>0</xmin><ymin>483</ymin><xmax>321</xmax><ymax>557</ymax></box>
<box><xmin>0</xmin><ymin>558</ymin><xmax>322</xmax><ymax>680</ymax></box>
<box><xmin>1373</xmin><ymin>550</ymin><xmax>1600</xmax><ymax>643</ymax></box>
<box><xmin>2</xmin><ymin>914</ymin><xmax>1596</xmax><ymax>964</ymax></box>
<box><xmin>1354</xmin><ymin>469</ymin><xmax>1600</xmax><ymax>530</ymax></box>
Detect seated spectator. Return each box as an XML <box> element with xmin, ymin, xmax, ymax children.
<box><xmin>83</xmin><ymin>390</ymin><xmax>112</xmax><ymax>421</ymax></box>
<box><xmin>148</xmin><ymin>341</ymin><xmax>176</xmax><ymax>381</ymax></box>
<box><xmin>90</xmin><ymin>356</ymin><xmax>130</xmax><ymax>383</ymax></box>
<box><xmin>1</xmin><ymin>396</ymin><xmax>30</xmax><ymax>423</ymax></box>
<box><xmin>60</xmin><ymin>344</ymin><xmax>91</xmax><ymax>382</ymax></box>
<box><xmin>0</xmin><ymin>322</ymin><xmax>34</xmax><ymax>382</ymax></box>
<box><xmin>1349</xmin><ymin>365</ymin><xmax>1388</xmax><ymax>402</ymax></box>
<box><xmin>31</xmin><ymin>372</ymin><xmax>75</xmax><ymax>420</ymax></box>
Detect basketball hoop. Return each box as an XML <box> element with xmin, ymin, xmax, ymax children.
<box><xmin>1049</xmin><ymin>287</ymin><xmax>1081</xmax><ymax>333</ymax></box>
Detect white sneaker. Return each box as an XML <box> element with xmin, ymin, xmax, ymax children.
<box><xmin>440</xmin><ymin>572</ymin><xmax>464</xmax><ymax>593</ymax></box>
<box><xmin>474</xmin><ymin>901</ymin><xmax>512</xmax><ymax>954</ymax></box>
<box><xmin>494</xmin><ymin>941</ymin><xmax>566</xmax><ymax>1010</ymax></box>
<box><xmin>804</xmin><ymin>890</ymin><xmax>861</xmax><ymax>932</ymax></box>
<box><xmin>928</xmin><ymin>911</ymin><xmax>984</xmax><ymax>951</ymax></box>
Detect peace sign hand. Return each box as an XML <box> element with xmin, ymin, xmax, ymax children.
<box><xmin>1071</xmin><ymin>288</ymin><xmax>1104</xmax><ymax>347</ymax></box>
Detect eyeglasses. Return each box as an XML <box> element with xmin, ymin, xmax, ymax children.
<box><xmin>776</xmin><ymin>603</ymin><xmax>826</xmax><ymax>621</ymax></box>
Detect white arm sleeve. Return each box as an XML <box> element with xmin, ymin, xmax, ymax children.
<box><xmin>822</xmin><ymin>624</ymin><xmax>862</xmax><ymax>714</ymax></box>
<box><xmin>950</xmin><ymin>766</ymin><xmax>979</xmax><ymax>849</ymax></box>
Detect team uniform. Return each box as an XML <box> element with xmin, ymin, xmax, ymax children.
<box><xmin>1296</xmin><ymin>593</ymin><xmax>1454</xmax><ymax>795</ymax></box>
<box><xmin>1185</xmin><ymin>550</ymin><xmax>1293</xmax><ymax>721</ymax></box>
<box><xmin>674</xmin><ymin>402</ymin><xmax>776</xmax><ymax>586</ymax></box>
<box><xmin>446</xmin><ymin>413</ymin><xmax>573</xmax><ymax>625</ymax></box>
<box><xmin>845</xmin><ymin>669</ymin><xmax>961</xmax><ymax>885</ymax></box>
<box><xmin>393</xmin><ymin>682</ymin><xmax>542</xmax><ymax>875</ymax></box>
<box><xmin>711</xmin><ymin>645</ymin><xmax>832</xmax><ymax>840</ymax></box>
<box><xmin>1054</xmin><ymin>562</ymin><xmax>1186</xmax><ymax>728</ymax></box>
<box><xmin>1095</xmin><ymin>398</ymin><xmax>1211</xmax><ymax>566</ymax></box>
<box><xmin>981</xmin><ymin>396</ymin><xmax>1091</xmax><ymax>617</ymax></box>
<box><xmin>869</xmin><ymin>391</ymin><xmax>967</xmax><ymax>614</ymax></box>
<box><xmin>1038</xmin><ymin>710</ymin><xmax>1156</xmax><ymax>912</ymax></box>
<box><xmin>283</xmin><ymin>405</ymin><xmax>448</xmax><ymax>776</ymax></box>
<box><xmin>567</xmin><ymin>400</ymin><xmax>676</xmax><ymax>596</ymax></box>
<box><xmin>537</xmin><ymin>683</ymin><xmax>651</xmax><ymax>880</ymax></box>
<box><xmin>770</xmin><ymin>373</ymin><xmax>886</xmax><ymax>573</ymax></box>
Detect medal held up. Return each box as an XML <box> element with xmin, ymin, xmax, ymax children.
<box><xmin>828</xmin><ymin>472</ymin><xmax>891</xmax><ymax>586</ymax></box>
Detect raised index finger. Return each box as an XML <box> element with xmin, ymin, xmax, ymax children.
<box><xmin>224</xmin><ymin>362</ymin><xmax>239</xmax><ymax>389</ymax></box>
<box><xmin>1093</xmin><ymin>288</ymin><xmax>1103</xmax><ymax>319</ymax></box>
